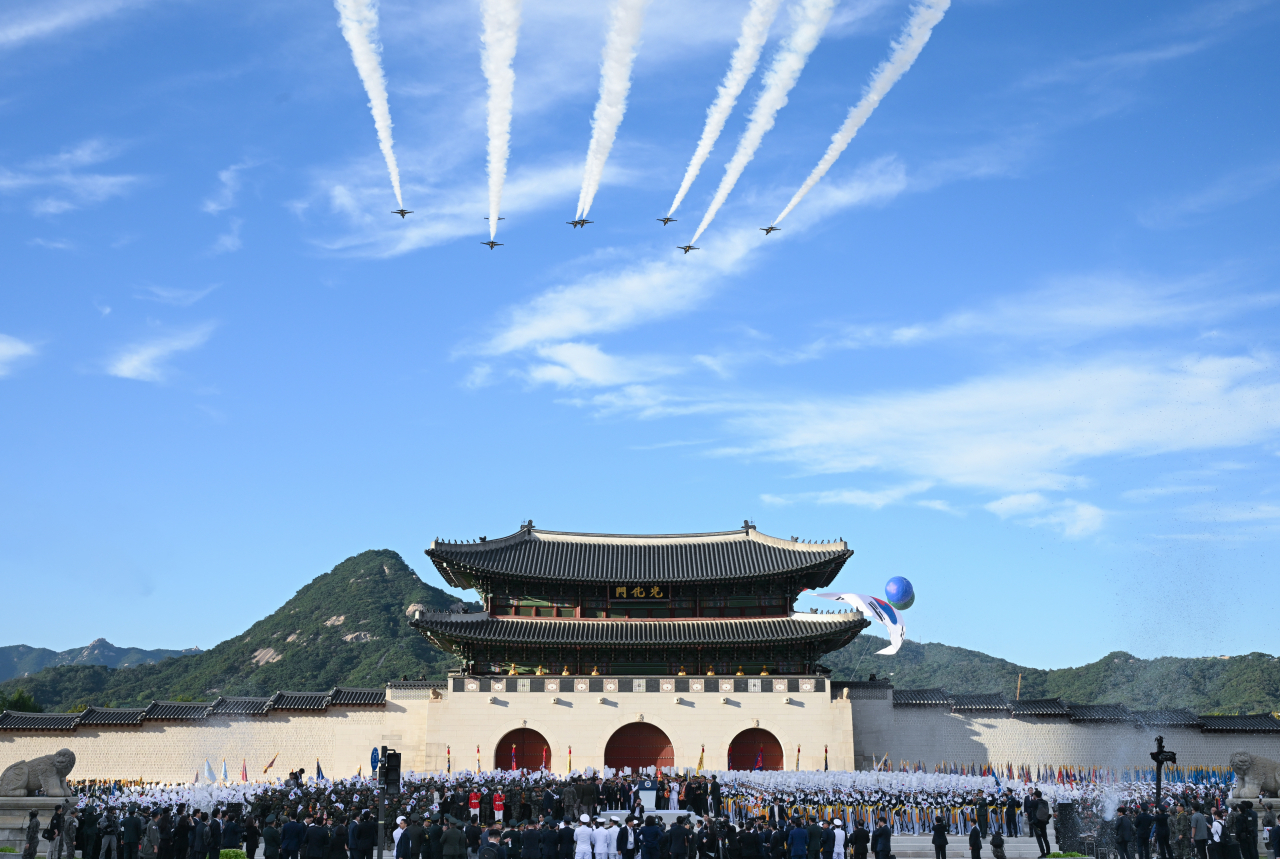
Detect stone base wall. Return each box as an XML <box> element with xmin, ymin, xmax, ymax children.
<box><xmin>850</xmin><ymin>700</ymin><xmax>1280</xmax><ymax>769</ymax></box>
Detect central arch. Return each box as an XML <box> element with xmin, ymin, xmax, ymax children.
<box><xmin>496</xmin><ymin>728</ymin><xmax>551</xmax><ymax>771</ymax></box>
<box><xmin>604</xmin><ymin>722</ymin><xmax>674</xmax><ymax>771</ymax></box>
<box><xmin>727</xmin><ymin>728</ymin><xmax>784</xmax><ymax>770</ymax></box>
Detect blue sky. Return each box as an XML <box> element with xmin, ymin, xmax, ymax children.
<box><xmin>2</xmin><ymin>0</ymin><xmax>1278</xmax><ymax>670</ymax></box>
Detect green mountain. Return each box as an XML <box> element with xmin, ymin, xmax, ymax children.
<box><xmin>824</xmin><ymin>635</ymin><xmax>1280</xmax><ymax>714</ymax></box>
<box><xmin>0</xmin><ymin>640</ymin><xmax>199</xmax><ymax>682</ymax></box>
<box><xmin>3</xmin><ymin>549</ymin><xmax>1279</xmax><ymax>715</ymax></box>
<box><xmin>0</xmin><ymin>549</ymin><xmax>470</xmax><ymax>711</ymax></box>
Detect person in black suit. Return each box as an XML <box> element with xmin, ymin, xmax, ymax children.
<box><xmin>969</xmin><ymin>825</ymin><xmax>982</xmax><ymax>859</ymax></box>
<box><xmin>739</xmin><ymin>824</ymin><xmax>762</xmax><ymax>859</ymax></box>
<box><xmin>871</xmin><ymin>820</ymin><xmax>891</xmax><ymax>859</ymax></box>
<box><xmin>207</xmin><ymin>813</ymin><xmax>223</xmax><ymax>859</ymax></box>
<box><xmin>303</xmin><ymin>817</ymin><xmax>329</xmax><ymax>859</ymax></box>
<box><xmin>1137</xmin><ymin>806</ymin><xmax>1156</xmax><ymax>859</ymax></box>
<box><xmin>356</xmin><ymin>813</ymin><xmax>379</xmax><ymax>859</ymax></box>
<box><xmin>1116</xmin><ymin>808</ymin><xmax>1136</xmax><ymax>859</ymax></box>
<box><xmin>538</xmin><ymin>824</ymin><xmax>556</xmax><ymax>859</ymax></box>
<box><xmin>932</xmin><ymin>815</ymin><xmax>949</xmax><ymax>859</ymax></box>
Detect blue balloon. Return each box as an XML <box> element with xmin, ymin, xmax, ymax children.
<box><xmin>885</xmin><ymin>576</ymin><xmax>915</xmax><ymax>610</ymax></box>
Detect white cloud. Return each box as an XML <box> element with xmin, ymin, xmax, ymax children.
<box><xmin>985</xmin><ymin>493</ymin><xmax>1104</xmax><ymax>537</ymax></box>
<box><xmin>0</xmin><ymin>140</ymin><xmax>138</xmax><ymax>214</ymax></box>
<box><xmin>1140</xmin><ymin>161</ymin><xmax>1280</xmax><ymax>229</ymax></box>
<box><xmin>1121</xmin><ymin>484</ymin><xmax>1214</xmax><ymax>502</ymax></box>
<box><xmin>480</xmin><ymin>157</ymin><xmax>907</xmax><ymax>355</ymax></box>
<box><xmin>717</xmin><ymin>353</ymin><xmax>1280</xmax><ymax>493</ymax></box>
<box><xmin>0</xmin><ymin>335</ymin><xmax>37</xmax><ymax>376</ymax></box>
<box><xmin>107</xmin><ymin>323</ymin><xmax>216</xmax><ymax>383</ymax></box>
<box><xmin>917</xmin><ymin>499</ymin><xmax>959</xmax><ymax>515</ymax></box>
<box><xmin>28</xmin><ymin>237</ymin><xmax>75</xmax><ymax>251</ymax></box>
<box><xmin>0</xmin><ymin>0</ymin><xmax>149</xmax><ymax>51</ymax></box>
<box><xmin>985</xmin><ymin>492</ymin><xmax>1051</xmax><ymax>517</ymax></box>
<box><xmin>527</xmin><ymin>342</ymin><xmax>680</xmax><ymax>388</ymax></box>
<box><xmin>762</xmin><ymin>480</ymin><xmax>933</xmax><ymax>509</ymax></box>
<box><xmin>202</xmin><ymin>160</ymin><xmax>257</xmax><ymax>214</ymax></box>
<box><xmin>136</xmin><ymin>284</ymin><xmax>218</xmax><ymax>307</ymax></box>
<box><xmin>211</xmin><ymin>219</ymin><xmax>243</xmax><ymax>254</ymax></box>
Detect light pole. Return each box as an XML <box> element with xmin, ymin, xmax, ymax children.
<box><xmin>1150</xmin><ymin>736</ymin><xmax>1177</xmax><ymax>810</ymax></box>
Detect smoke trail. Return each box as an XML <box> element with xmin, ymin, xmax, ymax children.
<box><xmin>334</xmin><ymin>0</ymin><xmax>404</xmax><ymax>209</ymax></box>
<box><xmin>688</xmin><ymin>0</ymin><xmax>836</xmax><ymax>244</ymax></box>
<box><xmin>772</xmin><ymin>0</ymin><xmax>949</xmax><ymax>225</ymax></box>
<box><xmin>576</xmin><ymin>0</ymin><xmax>651</xmax><ymax>220</ymax></box>
<box><xmin>481</xmin><ymin>0</ymin><xmax>522</xmax><ymax>239</ymax></box>
<box><xmin>666</xmin><ymin>0</ymin><xmax>784</xmax><ymax>218</ymax></box>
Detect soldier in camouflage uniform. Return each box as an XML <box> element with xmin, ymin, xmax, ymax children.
<box><xmin>1172</xmin><ymin>806</ymin><xmax>1192</xmax><ymax>859</ymax></box>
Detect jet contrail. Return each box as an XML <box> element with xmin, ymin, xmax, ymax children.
<box><xmin>773</xmin><ymin>0</ymin><xmax>949</xmax><ymax>225</ymax></box>
<box><xmin>480</xmin><ymin>0</ymin><xmax>522</xmax><ymax>239</ymax></box>
<box><xmin>334</xmin><ymin>0</ymin><xmax>404</xmax><ymax>209</ymax></box>
<box><xmin>688</xmin><ymin>0</ymin><xmax>836</xmax><ymax>245</ymax></box>
<box><xmin>666</xmin><ymin>0</ymin><xmax>784</xmax><ymax>219</ymax></box>
<box><xmin>576</xmin><ymin>0</ymin><xmax>651</xmax><ymax>220</ymax></box>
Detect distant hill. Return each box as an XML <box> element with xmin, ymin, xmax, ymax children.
<box><xmin>0</xmin><ymin>549</ymin><xmax>470</xmax><ymax>711</ymax></box>
<box><xmin>4</xmin><ymin>550</ymin><xmax>1279</xmax><ymax>714</ymax></box>
<box><xmin>0</xmin><ymin>640</ymin><xmax>199</xmax><ymax>682</ymax></box>
<box><xmin>824</xmin><ymin>634</ymin><xmax>1280</xmax><ymax>714</ymax></box>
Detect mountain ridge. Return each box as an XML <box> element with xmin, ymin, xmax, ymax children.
<box><xmin>2</xmin><ymin>549</ymin><xmax>1277</xmax><ymax>714</ymax></box>
<box><xmin>0</xmin><ymin>639</ymin><xmax>199</xmax><ymax>683</ymax></box>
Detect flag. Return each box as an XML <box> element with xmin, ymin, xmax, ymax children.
<box><xmin>204</xmin><ymin>760</ymin><xmax>218</xmax><ymax>783</ymax></box>
<box><xmin>815</xmin><ymin>593</ymin><xmax>905</xmax><ymax>654</ymax></box>
<box><xmin>796</xmin><ymin>745</ymin><xmax>801</xmax><ymax>771</ymax></box>
<box><xmin>824</xmin><ymin>745</ymin><xmax>829</xmax><ymax>771</ymax></box>
<box><xmin>316</xmin><ymin>760</ymin><xmax>325</xmax><ymax>781</ymax></box>
<box><xmin>221</xmin><ymin>760</ymin><xmax>229</xmax><ymax>782</ymax></box>
<box><xmin>567</xmin><ymin>745</ymin><xmax>572</xmax><ymax>772</ymax></box>
<box><xmin>512</xmin><ymin>743</ymin><xmax>517</xmax><ymax>772</ymax></box>
<box><xmin>263</xmin><ymin>753</ymin><xmax>279</xmax><ymax>775</ymax></box>
<box><xmin>754</xmin><ymin>746</ymin><xmax>763</xmax><ymax>770</ymax></box>
<box><xmin>447</xmin><ymin>746</ymin><xmax>451</xmax><ymax>774</ymax></box>
<box><xmin>477</xmin><ymin>744</ymin><xmax>481</xmax><ymax>772</ymax></box>
<box><xmin>241</xmin><ymin>759</ymin><xmax>248</xmax><ymax>782</ymax></box>
<box><xmin>541</xmin><ymin>745</ymin><xmax>547</xmax><ymax>770</ymax></box>
<box><xmin>697</xmin><ymin>745</ymin><xmax>704</xmax><ymax>775</ymax></box>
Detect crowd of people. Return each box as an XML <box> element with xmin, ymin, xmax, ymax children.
<box><xmin>23</xmin><ymin>769</ymin><xmax>1274</xmax><ymax>859</ymax></box>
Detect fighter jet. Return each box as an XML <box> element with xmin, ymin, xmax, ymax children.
<box><xmin>392</xmin><ymin>209</ymin><xmax>413</xmax><ymax>218</ymax></box>
<box><xmin>657</xmin><ymin>217</ymin><xmax>677</xmax><ymax>226</ymax></box>
<box><xmin>485</xmin><ymin>217</ymin><xmax>505</xmax><ymax>221</ymax></box>
<box><xmin>566</xmin><ymin>218</ymin><xmax>594</xmax><ymax>228</ymax></box>
<box><xmin>760</xmin><ymin>225</ymin><xmax>780</xmax><ymax>235</ymax></box>
<box><xmin>481</xmin><ymin>240</ymin><xmax>503</xmax><ymax>249</ymax></box>
<box><xmin>677</xmin><ymin>244</ymin><xmax>698</xmax><ymax>254</ymax></box>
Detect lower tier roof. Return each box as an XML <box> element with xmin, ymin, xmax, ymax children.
<box><xmin>411</xmin><ymin>612</ymin><xmax>869</xmax><ymax>649</ymax></box>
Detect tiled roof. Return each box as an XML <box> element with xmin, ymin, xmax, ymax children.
<box><xmin>1068</xmin><ymin>703</ymin><xmax>1133</xmax><ymax>722</ymax></box>
<box><xmin>893</xmin><ymin>688</ymin><xmax>953</xmax><ymax>706</ymax></box>
<box><xmin>1135</xmin><ymin>709</ymin><xmax>1203</xmax><ymax>728</ymax></box>
<box><xmin>1011</xmin><ymin>697</ymin><xmax>1071</xmax><ymax>716</ymax></box>
<box><xmin>951</xmin><ymin>693</ymin><xmax>1011</xmax><ymax>711</ymax></box>
<box><xmin>428</xmin><ymin>526</ymin><xmax>851</xmax><ymax>587</ymax></box>
<box><xmin>413</xmin><ymin>614</ymin><xmax>869</xmax><ymax>647</ymax></box>
<box><xmin>210</xmin><ymin>697</ymin><xmax>272</xmax><ymax>716</ymax></box>
<box><xmin>77</xmin><ymin>707</ymin><xmax>146</xmax><ymax>726</ymax></box>
<box><xmin>269</xmin><ymin>691</ymin><xmax>331</xmax><ymax>710</ymax></box>
<box><xmin>385</xmin><ymin>680</ymin><xmax>446</xmax><ymax>689</ymax></box>
<box><xmin>329</xmin><ymin>687</ymin><xmax>385</xmax><ymax>705</ymax></box>
<box><xmin>142</xmin><ymin>701</ymin><xmax>214</xmax><ymax>720</ymax></box>
<box><xmin>0</xmin><ymin>711</ymin><xmax>80</xmax><ymax>730</ymax></box>
<box><xmin>1199</xmin><ymin>714</ymin><xmax>1280</xmax><ymax>733</ymax></box>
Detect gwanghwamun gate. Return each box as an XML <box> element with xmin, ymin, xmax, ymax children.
<box><xmin>3</xmin><ymin>524</ymin><xmax>1279</xmax><ymax>779</ymax></box>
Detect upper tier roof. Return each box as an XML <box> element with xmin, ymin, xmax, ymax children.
<box><xmin>427</xmin><ymin>525</ymin><xmax>851</xmax><ymax>588</ymax></box>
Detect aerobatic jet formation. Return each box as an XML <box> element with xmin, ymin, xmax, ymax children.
<box><xmin>566</xmin><ymin>218</ymin><xmax>594</xmax><ymax>228</ymax></box>
<box><xmin>392</xmin><ymin>209</ymin><xmax>413</xmax><ymax>218</ymax></box>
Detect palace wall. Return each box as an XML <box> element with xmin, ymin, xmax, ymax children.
<box><xmin>4</xmin><ymin>683</ymin><xmax>1279</xmax><ymax>781</ymax></box>
<box><xmin>848</xmin><ymin>697</ymin><xmax>1280</xmax><ymax>770</ymax></box>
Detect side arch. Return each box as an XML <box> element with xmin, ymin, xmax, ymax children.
<box><xmin>727</xmin><ymin>727</ymin><xmax>784</xmax><ymax>770</ymax></box>
<box><xmin>604</xmin><ymin>722</ymin><xmax>674</xmax><ymax>771</ymax></box>
<box><xmin>495</xmin><ymin>727</ymin><xmax>551</xmax><ymax>771</ymax></box>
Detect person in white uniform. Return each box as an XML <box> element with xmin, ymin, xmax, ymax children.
<box><xmin>574</xmin><ymin>816</ymin><xmax>594</xmax><ymax>859</ymax></box>
<box><xmin>832</xmin><ymin>821</ymin><xmax>846</xmax><ymax>859</ymax></box>
<box><xmin>605</xmin><ymin>818</ymin><xmax>621</xmax><ymax>859</ymax></box>
<box><xmin>590</xmin><ymin>820</ymin><xmax>609</xmax><ymax>859</ymax></box>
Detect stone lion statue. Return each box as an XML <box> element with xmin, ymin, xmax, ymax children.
<box><xmin>0</xmin><ymin>748</ymin><xmax>76</xmax><ymax>797</ymax></box>
<box><xmin>1230</xmin><ymin>751</ymin><xmax>1280</xmax><ymax>800</ymax></box>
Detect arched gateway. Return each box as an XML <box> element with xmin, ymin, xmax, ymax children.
<box><xmin>496</xmin><ymin>728</ymin><xmax>551</xmax><ymax>771</ymax></box>
<box><xmin>727</xmin><ymin>728</ymin><xmax>784</xmax><ymax>770</ymax></box>
<box><xmin>604</xmin><ymin>722</ymin><xmax>674</xmax><ymax>771</ymax></box>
